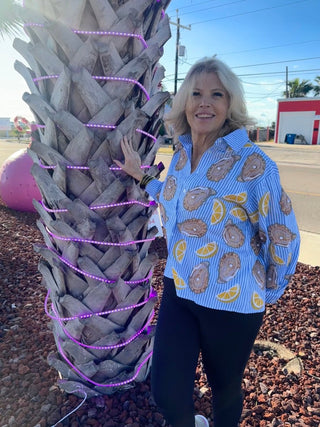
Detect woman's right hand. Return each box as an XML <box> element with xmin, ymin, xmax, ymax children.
<box><xmin>113</xmin><ymin>136</ymin><xmax>144</xmax><ymax>181</ymax></box>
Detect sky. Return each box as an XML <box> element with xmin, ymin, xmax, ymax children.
<box><xmin>0</xmin><ymin>0</ymin><xmax>319</xmax><ymax>127</ymax></box>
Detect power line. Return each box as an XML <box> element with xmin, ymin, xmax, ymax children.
<box><xmin>237</xmin><ymin>68</ymin><xmax>320</xmax><ymax>77</ymax></box>
<box><xmin>241</xmin><ymin>80</ymin><xmax>284</xmax><ymax>86</ymax></box>
<box><xmin>216</xmin><ymin>39</ymin><xmax>320</xmax><ymax>57</ymax></box>
<box><xmin>245</xmin><ymin>84</ymin><xmax>284</xmax><ymax>95</ymax></box>
<box><xmin>162</xmin><ymin>68</ymin><xmax>320</xmax><ymax>82</ymax></box>
<box><xmin>178</xmin><ymin>56</ymin><xmax>320</xmax><ymax>71</ymax></box>
<box><xmin>189</xmin><ymin>0</ymin><xmax>312</xmax><ymax>25</ymax></box>
<box><xmin>232</xmin><ymin>56</ymin><xmax>320</xmax><ymax>69</ymax></box>
<box><xmin>167</xmin><ymin>0</ymin><xmax>227</xmax><ymax>13</ymax></box>
<box><xmin>184</xmin><ymin>39</ymin><xmax>320</xmax><ymax>63</ymax></box>
<box><xmin>177</xmin><ymin>0</ymin><xmax>245</xmax><ymax>16</ymax></box>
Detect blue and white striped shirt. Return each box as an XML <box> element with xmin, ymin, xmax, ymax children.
<box><xmin>146</xmin><ymin>128</ymin><xmax>300</xmax><ymax>313</ymax></box>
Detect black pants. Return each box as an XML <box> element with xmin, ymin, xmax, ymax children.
<box><xmin>151</xmin><ymin>277</ymin><xmax>264</xmax><ymax>427</ymax></box>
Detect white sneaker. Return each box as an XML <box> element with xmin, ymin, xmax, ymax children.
<box><xmin>195</xmin><ymin>414</ymin><xmax>209</xmax><ymax>427</ymax></box>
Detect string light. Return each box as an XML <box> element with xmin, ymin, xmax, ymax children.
<box><xmin>24</xmin><ymin>23</ymin><xmax>148</xmax><ymax>49</ymax></box>
<box><xmin>53</xmin><ymin>303</ymin><xmax>155</xmax><ymax>350</ymax></box>
<box><xmin>85</xmin><ymin>124</ymin><xmax>116</xmax><ymax>130</ymax></box>
<box><xmin>49</xmin><ymin>248</ymin><xmax>153</xmax><ymax>285</ymax></box>
<box><xmin>46</xmin><ymin>226</ymin><xmax>155</xmax><ymax>247</ymax></box>
<box><xmin>135</xmin><ymin>128</ymin><xmax>157</xmax><ymax>142</ymax></box>
<box><xmin>33</xmin><ymin>123</ymin><xmax>157</xmax><ymax>142</ymax></box>
<box><xmin>33</xmin><ymin>75</ymin><xmax>150</xmax><ymax>100</ymax></box>
<box><xmin>44</xmin><ymin>288</ymin><xmax>157</xmax><ymax>322</ymax></box>
<box><xmin>38</xmin><ymin>161</ymin><xmax>150</xmax><ymax>171</ymax></box>
<box><xmin>57</xmin><ymin>338</ymin><xmax>153</xmax><ymax>387</ymax></box>
<box><xmin>40</xmin><ymin>199</ymin><xmax>156</xmax><ymax>214</ymax></box>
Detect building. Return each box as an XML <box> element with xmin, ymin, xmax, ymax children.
<box><xmin>0</xmin><ymin>117</ymin><xmax>12</xmax><ymax>138</ymax></box>
<box><xmin>275</xmin><ymin>98</ymin><xmax>320</xmax><ymax>145</ymax></box>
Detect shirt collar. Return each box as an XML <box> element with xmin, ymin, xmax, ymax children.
<box><xmin>221</xmin><ymin>128</ymin><xmax>249</xmax><ymax>152</ymax></box>
<box><xmin>179</xmin><ymin>128</ymin><xmax>249</xmax><ymax>153</ymax></box>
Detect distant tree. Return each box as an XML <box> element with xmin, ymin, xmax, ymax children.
<box><xmin>283</xmin><ymin>78</ymin><xmax>313</xmax><ymax>98</ymax></box>
<box><xmin>0</xmin><ymin>0</ymin><xmax>23</xmax><ymax>39</ymax></box>
<box><xmin>313</xmin><ymin>76</ymin><xmax>320</xmax><ymax>96</ymax></box>
<box><xmin>11</xmin><ymin>127</ymin><xmax>21</xmax><ymax>142</ymax></box>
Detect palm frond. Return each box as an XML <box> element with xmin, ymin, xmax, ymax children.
<box><xmin>0</xmin><ymin>0</ymin><xmax>23</xmax><ymax>39</ymax></box>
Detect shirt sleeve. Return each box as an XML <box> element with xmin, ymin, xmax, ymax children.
<box><xmin>145</xmin><ymin>178</ymin><xmax>163</xmax><ymax>203</ymax></box>
<box><xmin>255</xmin><ymin>164</ymin><xmax>300</xmax><ymax>304</ymax></box>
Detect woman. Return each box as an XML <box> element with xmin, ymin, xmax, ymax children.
<box><xmin>114</xmin><ymin>57</ymin><xmax>300</xmax><ymax>427</ymax></box>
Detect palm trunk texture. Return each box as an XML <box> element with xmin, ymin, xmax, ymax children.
<box><xmin>14</xmin><ymin>0</ymin><xmax>171</xmax><ymax>396</ymax></box>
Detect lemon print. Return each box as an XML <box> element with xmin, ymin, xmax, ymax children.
<box><xmin>244</xmin><ymin>142</ymin><xmax>253</xmax><ymax>147</ymax></box>
<box><xmin>172</xmin><ymin>268</ymin><xmax>187</xmax><ymax>290</ymax></box>
<box><xmin>248</xmin><ymin>210</ymin><xmax>259</xmax><ymax>224</ymax></box>
<box><xmin>196</xmin><ymin>242</ymin><xmax>218</xmax><ymax>259</ymax></box>
<box><xmin>230</xmin><ymin>207</ymin><xmax>248</xmax><ymax>222</ymax></box>
<box><xmin>269</xmin><ymin>244</ymin><xmax>285</xmax><ymax>265</ymax></box>
<box><xmin>223</xmin><ymin>192</ymin><xmax>247</xmax><ymax>204</ymax></box>
<box><xmin>251</xmin><ymin>291</ymin><xmax>264</xmax><ymax>310</ymax></box>
<box><xmin>211</xmin><ymin>199</ymin><xmax>226</xmax><ymax>224</ymax></box>
<box><xmin>173</xmin><ymin>239</ymin><xmax>187</xmax><ymax>262</ymax></box>
<box><xmin>217</xmin><ymin>284</ymin><xmax>240</xmax><ymax>303</ymax></box>
<box><xmin>259</xmin><ymin>191</ymin><xmax>270</xmax><ymax>217</ymax></box>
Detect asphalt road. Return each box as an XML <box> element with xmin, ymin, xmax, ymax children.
<box><xmin>261</xmin><ymin>145</ymin><xmax>320</xmax><ymax>236</ymax></box>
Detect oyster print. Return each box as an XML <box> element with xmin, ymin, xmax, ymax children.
<box><xmin>183</xmin><ymin>187</ymin><xmax>216</xmax><ymax>211</ymax></box>
<box><xmin>238</xmin><ymin>153</ymin><xmax>266</xmax><ymax>182</ymax></box>
<box><xmin>175</xmin><ymin>148</ymin><xmax>188</xmax><ymax>171</ymax></box>
<box><xmin>250</xmin><ymin>232</ymin><xmax>262</xmax><ymax>255</ymax></box>
<box><xmin>189</xmin><ymin>262</ymin><xmax>210</xmax><ymax>294</ymax></box>
<box><xmin>174</xmin><ymin>141</ymin><xmax>183</xmax><ymax>153</ymax></box>
<box><xmin>252</xmin><ymin>260</ymin><xmax>266</xmax><ymax>289</ymax></box>
<box><xmin>163</xmin><ymin>175</ymin><xmax>177</xmax><ymax>201</ymax></box>
<box><xmin>266</xmin><ymin>265</ymin><xmax>278</xmax><ymax>289</ymax></box>
<box><xmin>268</xmin><ymin>224</ymin><xmax>296</xmax><ymax>247</ymax></box>
<box><xmin>206</xmin><ymin>154</ymin><xmax>240</xmax><ymax>182</ymax></box>
<box><xmin>159</xmin><ymin>203</ymin><xmax>168</xmax><ymax>223</ymax></box>
<box><xmin>178</xmin><ymin>218</ymin><xmax>207</xmax><ymax>238</ymax></box>
<box><xmin>218</xmin><ymin>252</ymin><xmax>241</xmax><ymax>283</ymax></box>
<box><xmin>280</xmin><ymin>188</ymin><xmax>292</xmax><ymax>215</ymax></box>
<box><xmin>223</xmin><ymin>220</ymin><xmax>245</xmax><ymax>248</ymax></box>
<box><xmin>258</xmin><ymin>229</ymin><xmax>267</xmax><ymax>244</ymax></box>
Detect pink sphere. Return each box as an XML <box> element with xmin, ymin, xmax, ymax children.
<box><xmin>0</xmin><ymin>148</ymin><xmax>41</xmax><ymax>212</ymax></box>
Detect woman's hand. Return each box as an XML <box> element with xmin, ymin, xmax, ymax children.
<box><xmin>113</xmin><ymin>136</ymin><xmax>144</xmax><ymax>181</ymax></box>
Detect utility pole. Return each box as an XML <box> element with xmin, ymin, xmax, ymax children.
<box><xmin>286</xmin><ymin>66</ymin><xmax>289</xmax><ymax>98</ymax></box>
<box><xmin>170</xmin><ymin>10</ymin><xmax>191</xmax><ymax>94</ymax></box>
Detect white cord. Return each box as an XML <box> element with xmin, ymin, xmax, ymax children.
<box><xmin>50</xmin><ymin>388</ymin><xmax>88</xmax><ymax>427</ymax></box>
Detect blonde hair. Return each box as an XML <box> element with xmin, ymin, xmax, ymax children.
<box><xmin>165</xmin><ymin>57</ymin><xmax>254</xmax><ymax>138</ymax></box>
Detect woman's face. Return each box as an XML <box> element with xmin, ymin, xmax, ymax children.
<box><xmin>185</xmin><ymin>72</ymin><xmax>229</xmax><ymax>143</ymax></box>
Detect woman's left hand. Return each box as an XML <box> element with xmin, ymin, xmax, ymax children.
<box><xmin>113</xmin><ymin>136</ymin><xmax>144</xmax><ymax>181</ymax></box>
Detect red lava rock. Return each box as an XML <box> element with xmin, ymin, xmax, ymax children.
<box><xmin>18</xmin><ymin>364</ymin><xmax>30</xmax><ymax>375</ymax></box>
<box><xmin>257</xmin><ymin>394</ymin><xmax>267</xmax><ymax>403</ymax></box>
<box><xmin>1</xmin><ymin>200</ymin><xmax>320</xmax><ymax>426</ymax></box>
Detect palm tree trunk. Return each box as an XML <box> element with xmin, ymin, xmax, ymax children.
<box><xmin>14</xmin><ymin>0</ymin><xmax>171</xmax><ymax>396</ymax></box>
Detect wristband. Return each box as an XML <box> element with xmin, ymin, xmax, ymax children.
<box><xmin>140</xmin><ymin>174</ymin><xmax>155</xmax><ymax>189</ymax></box>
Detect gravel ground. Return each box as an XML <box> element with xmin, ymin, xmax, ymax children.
<box><xmin>0</xmin><ymin>199</ymin><xmax>319</xmax><ymax>427</ymax></box>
